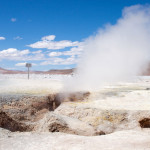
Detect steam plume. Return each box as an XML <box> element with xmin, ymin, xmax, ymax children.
<box><xmin>66</xmin><ymin>5</ymin><xmax>150</xmax><ymax>91</ymax></box>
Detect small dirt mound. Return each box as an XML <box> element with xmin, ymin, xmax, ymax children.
<box><xmin>53</xmin><ymin>92</ymin><xmax>90</xmax><ymax>103</ymax></box>
<box><xmin>47</xmin><ymin>92</ymin><xmax>90</xmax><ymax>110</ymax></box>
<box><xmin>0</xmin><ymin>111</ymin><xmax>31</xmax><ymax>132</ymax></box>
<box><xmin>139</xmin><ymin>118</ymin><xmax>150</xmax><ymax>128</ymax></box>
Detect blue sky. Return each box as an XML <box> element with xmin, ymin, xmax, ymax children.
<box><xmin>0</xmin><ymin>0</ymin><xmax>150</xmax><ymax>71</ymax></box>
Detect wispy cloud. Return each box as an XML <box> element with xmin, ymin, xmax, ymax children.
<box><xmin>0</xmin><ymin>35</ymin><xmax>83</xmax><ymax>67</ymax></box>
<box><xmin>28</xmin><ymin>35</ymin><xmax>79</xmax><ymax>50</ymax></box>
<box><xmin>32</xmin><ymin>50</ymin><xmax>42</xmax><ymax>54</ymax></box>
<box><xmin>15</xmin><ymin>62</ymin><xmax>37</xmax><ymax>66</ymax></box>
<box><xmin>13</xmin><ymin>36</ymin><xmax>23</xmax><ymax>40</ymax></box>
<box><xmin>0</xmin><ymin>48</ymin><xmax>29</xmax><ymax>60</ymax></box>
<box><xmin>48</xmin><ymin>45</ymin><xmax>83</xmax><ymax>57</ymax></box>
<box><xmin>11</xmin><ymin>18</ymin><xmax>17</xmax><ymax>22</ymax></box>
<box><xmin>49</xmin><ymin>52</ymin><xmax>62</xmax><ymax>57</ymax></box>
<box><xmin>41</xmin><ymin>35</ymin><xmax>56</xmax><ymax>41</ymax></box>
<box><xmin>40</xmin><ymin>56</ymin><xmax>78</xmax><ymax>65</ymax></box>
<box><xmin>0</xmin><ymin>37</ymin><xmax>6</xmax><ymax>40</ymax></box>
<box><xmin>0</xmin><ymin>48</ymin><xmax>45</xmax><ymax>61</ymax></box>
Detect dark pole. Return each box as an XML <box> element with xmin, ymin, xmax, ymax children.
<box><xmin>26</xmin><ymin>63</ymin><xmax>32</xmax><ymax>80</ymax></box>
<box><xmin>28</xmin><ymin>67</ymin><xmax>29</xmax><ymax>79</ymax></box>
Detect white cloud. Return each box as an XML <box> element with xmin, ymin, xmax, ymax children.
<box><xmin>46</xmin><ymin>43</ymin><xmax>83</xmax><ymax>65</ymax></box>
<box><xmin>0</xmin><ymin>49</ymin><xmax>28</xmax><ymax>60</ymax></box>
<box><xmin>63</xmin><ymin>46</ymin><xmax>83</xmax><ymax>56</ymax></box>
<box><xmin>11</xmin><ymin>18</ymin><xmax>17</xmax><ymax>22</ymax></box>
<box><xmin>0</xmin><ymin>37</ymin><xmax>6</xmax><ymax>40</ymax></box>
<box><xmin>28</xmin><ymin>35</ymin><xmax>79</xmax><ymax>50</ymax></box>
<box><xmin>15</xmin><ymin>62</ymin><xmax>37</xmax><ymax>66</ymax></box>
<box><xmin>48</xmin><ymin>44</ymin><xmax>84</xmax><ymax>57</ymax></box>
<box><xmin>15</xmin><ymin>62</ymin><xmax>27</xmax><ymax>66</ymax></box>
<box><xmin>49</xmin><ymin>51</ymin><xmax>62</xmax><ymax>57</ymax></box>
<box><xmin>0</xmin><ymin>36</ymin><xmax>83</xmax><ymax>66</ymax></box>
<box><xmin>41</xmin><ymin>35</ymin><xmax>56</xmax><ymax>41</ymax></box>
<box><xmin>13</xmin><ymin>36</ymin><xmax>23</xmax><ymax>40</ymax></box>
<box><xmin>32</xmin><ymin>50</ymin><xmax>42</xmax><ymax>54</ymax></box>
<box><xmin>0</xmin><ymin>48</ymin><xmax>45</xmax><ymax>61</ymax></box>
<box><xmin>40</xmin><ymin>56</ymin><xmax>78</xmax><ymax>65</ymax></box>
<box><xmin>0</xmin><ymin>48</ymin><xmax>29</xmax><ymax>59</ymax></box>
<box><xmin>28</xmin><ymin>53</ymin><xmax>45</xmax><ymax>60</ymax></box>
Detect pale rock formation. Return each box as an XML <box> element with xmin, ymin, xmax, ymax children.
<box><xmin>55</xmin><ymin>87</ymin><xmax>150</xmax><ymax>134</ymax></box>
<box><xmin>34</xmin><ymin>112</ymin><xmax>98</xmax><ymax>136</ymax></box>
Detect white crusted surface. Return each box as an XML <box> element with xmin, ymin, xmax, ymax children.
<box><xmin>1</xmin><ymin>129</ymin><xmax>150</xmax><ymax>150</ymax></box>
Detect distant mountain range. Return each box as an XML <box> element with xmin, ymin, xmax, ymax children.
<box><xmin>0</xmin><ymin>67</ymin><xmax>74</xmax><ymax>75</ymax></box>
<box><xmin>1</xmin><ymin>66</ymin><xmax>150</xmax><ymax>76</ymax></box>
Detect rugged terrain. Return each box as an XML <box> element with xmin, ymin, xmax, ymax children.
<box><xmin>0</xmin><ymin>76</ymin><xmax>150</xmax><ymax>149</ymax></box>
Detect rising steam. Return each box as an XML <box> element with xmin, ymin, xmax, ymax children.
<box><xmin>66</xmin><ymin>5</ymin><xmax>150</xmax><ymax>91</ymax></box>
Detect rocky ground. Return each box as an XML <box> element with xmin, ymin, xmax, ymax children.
<box><xmin>0</xmin><ymin>77</ymin><xmax>150</xmax><ymax>149</ymax></box>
